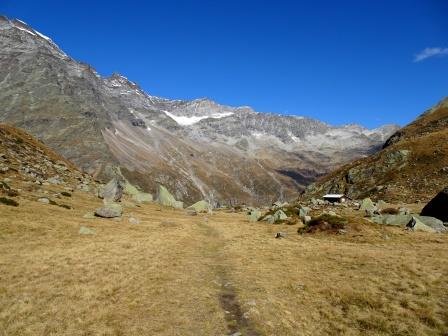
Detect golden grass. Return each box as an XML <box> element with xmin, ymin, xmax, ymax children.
<box><xmin>1</xmin><ymin>190</ymin><xmax>447</xmax><ymax>335</ymax></box>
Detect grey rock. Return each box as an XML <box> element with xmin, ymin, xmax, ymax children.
<box><xmin>359</xmin><ymin>198</ymin><xmax>376</xmax><ymax>211</ymax></box>
<box><xmin>38</xmin><ymin>197</ymin><xmax>49</xmax><ymax>204</ymax></box>
<box><xmin>156</xmin><ymin>185</ymin><xmax>183</xmax><ymax>209</ymax></box>
<box><xmin>399</xmin><ymin>207</ymin><xmax>410</xmax><ymax>215</ymax></box>
<box><xmin>371</xmin><ymin>214</ymin><xmax>411</xmax><ymax>226</ymax></box>
<box><xmin>406</xmin><ymin>216</ymin><xmax>435</xmax><ymax>233</ymax></box>
<box><xmin>79</xmin><ymin>226</ymin><xmax>95</xmax><ymax>235</ymax></box>
<box><xmin>263</xmin><ymin>215</ymin><xmax>275</xmax><ymax>224</ymax></box>
<box><xmin>248</xmin><ymin>209</ymin><xmax>262</xmax><ymax>222</ymax></box>
<box><xmin>415</xmin><ymin>215</ymin><xmax>446</xmax><ymax>232</ymax></box>
<box><xmin>365</xmin><ymin>209</ymin><xmax>375</xmax><ymax>217</ymax></box>
<box><xmin>83</xmin><ymin>212</ymin><xmax>96</xmax><ymax>219</ymax></box>
<box><xmin>273</xmin><ymin>209</ymin><xmax>288</xmax><ymax>221</ymax></box>
<box><xmin>95</xmin><ymin>202</ymin><xmax>123</xmax><ymax>218</ymax></box>
<box><xmin>128</xmin><ymin>216</ymin><xmax>140</xmax><ymax>225</ymax></box>
<box><xmin>99</xmin><ymin>178</ymin><xmax>124</xmax><ymax>202</ymax></box>
<box><xmin>275</xmin><ymin>232</ymin><xmax>287</xmax><ymax>238</ymax></box>
<box><xmin>298</xmin><ymin>207</ymin><xmax>310</xmax><ymax>220</ymax></box>
<box><xmin>47</xmin><ymin>176</ymin><xmax>61</xmax><ymax>185</ymax></box>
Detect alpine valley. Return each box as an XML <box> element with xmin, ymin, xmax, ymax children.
<box><xmin>0</xmin><ymin>16</ymin><xmax>398</xmax><ymax>205</ymax></box>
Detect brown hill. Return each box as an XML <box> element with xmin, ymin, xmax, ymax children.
<box><xmin>303</xmin><ymin>98</ymin><xmax>448</xmax><ymax>203</ymax></box>
<box><xmin>0</xmin><ymin>123</ymin><xmax>97</xmax><ymax>205</ymax></box>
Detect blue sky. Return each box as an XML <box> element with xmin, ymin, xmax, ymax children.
<box><xmin>1</xmin><ymin>0</ymin><xmax>447</xmax><ymax>128</ymax></box>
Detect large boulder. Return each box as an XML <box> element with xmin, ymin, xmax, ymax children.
<box><xmin>248</xmin><ymin>209</ymin><xmax>262</xmax><ymax>222</ymax></box>
<box><xmin>274</xmin><ymin>209</ymin><xmax>288</xmax><ymax>221</ymax></box>
<box><xmin>415</xmin><ymin>216</ymin><xmax>446</xmax><ymax>232</ymax></box>
<box><xmin>420</xmin><ymin>187</ymin><xmax>448</xmax><ymax>222</ymax></box>
<box><xmin>124</xmin><ymin>182</ymin><xmax>153</xmax><ymax>203</ymax></box>
<box><xmin>99</xmin><ymin>178</ymin><xmax>124</xmax><ymax>202</ymax></box>
<box><xmin>371</xmin><ymin>214</ymin><xmax>411</xmax><ymax>226</ymax></box>
<box><xmin>156</xmin><ymin>185</ymin><xmax>183</xmax><ymax>209</ymax></box>
<box><xmin>187</xmin><ymin>200</ymin><xmax>212</xmax><ymax>213</ymax></box>
<box><xmin>95</xmin><ymin>202</ymin><xmax>123</xmax><ymax>218</ymax></box>
<box><xmin>359</xmin><ymin>198</ymin><xmax>376</xmax><ymax>211</ymax></box>
<box><xmin>406</xmin><ymin>216</ymin><xmax>436</xmax><ymax>233</ymax></box>
<box><xmin>299</xmin><ymin>206</ymin><xmax>311</xmax><ymax>220</ymax></box>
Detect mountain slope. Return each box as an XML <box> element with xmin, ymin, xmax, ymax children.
<box><xmin>303</xmin><ymin>98</ymin><xmax>448</xmax><ymax>202</ymax></box>
<box><xmin>0</xmin><ymin>16</ymin><xmax>398</xmax><ymax>205</ymax></box>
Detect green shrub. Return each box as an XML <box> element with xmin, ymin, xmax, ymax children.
<box><xmin>61</xmin><ymin>191</ymin><xmax>72</xmax><ymax>197</ymax></box>
<box><xmin>380</xmin><ymin>207</ymin><xmax>399</xmax><ymax>215</ymax></box>
<box><xmin>0</xmin><ymin>181</ymin><xmax>11</xmax><ymax>190</ymax></box>
<box><xmin>0</xmin><ymin>197</ymin><xmax>19</xmax><ymax>207</ymax></box>
<box><xmin>6</xmin><ymin>190</ymin><xmax>19</xmax><ymax>197</ymax></box>
<box><xmin>299</xmin><ymin>214</ymin><xmax>347</xmax><ymax>234</ymax></box>
<box><xmin>58</xmin><ymin>204</ymin><xmax>71</xmax><ymax>210</ymax></box>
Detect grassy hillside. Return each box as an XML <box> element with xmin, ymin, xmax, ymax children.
<box><xmin>303</xmin><ymin>98</ymin><xmax>448</xmax><ymax>202</ymax></box>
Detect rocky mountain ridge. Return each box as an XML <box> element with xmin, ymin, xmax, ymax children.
<box><xmin>303</xmin><ymin>97</ymin><xmax>448</xmax><ymax>203</ymax></box>
<box><xmin>0</xmin><ymin>16</ymin><xmax>398</xmax><ymax>205</ymax></box>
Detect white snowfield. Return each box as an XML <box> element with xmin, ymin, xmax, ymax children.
<box><xmin>163</xmin><ymin>110</ymin><xmax>234</xmax><ymax>126</ymax></box>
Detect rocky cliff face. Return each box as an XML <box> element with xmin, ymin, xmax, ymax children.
<box><xmin>0</xmin><ymin>16</ymin><xmax>398</xmax><ymax>205</ymax></box>
<box><xmin>303</xmin><ymin>98</ymin><xmax>448</xmax><ymax>203</ymax></box>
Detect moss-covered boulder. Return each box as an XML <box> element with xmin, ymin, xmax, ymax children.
<box><xmin>156</xmin><ymin>185</ymin><xmax>183</xmax><ymax>209</ymax></box>
<box><xmin>187</xmin><ymin>200</ymin><xmax>212</xmax><ymax>213</ymax></box>
<box><xmin>124</xmin><ymin>182</ymin><xmax>153</xmax><ymax>203</ymax></box>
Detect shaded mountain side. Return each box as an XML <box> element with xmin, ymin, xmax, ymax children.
<box><xmin>303</xmin><ymin>98</ymin><xmax>448</xmax><ymax>203</ymax></box>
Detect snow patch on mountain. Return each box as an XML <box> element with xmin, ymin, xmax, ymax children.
<box><xmin>163</xmin><ymin>110</ymin><xmax>234</xmax><ymax>126</ymax></box>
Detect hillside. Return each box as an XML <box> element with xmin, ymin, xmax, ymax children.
<box><xmin>0</xmin><ymin>123</ymin><xmax>98</xmax><ymax>206</ymax></box>
<box><xmin>303</xmin><ymin>98</ymin><xmax>448</xmax><ymax>202</ymax></box>
<box><xmin>0</xmin><ymin>16</ymin><xmax>397</xmax><ymax>206</ymax></box>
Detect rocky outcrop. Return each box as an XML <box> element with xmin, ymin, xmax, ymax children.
<box><xmin>420</xmin><ymin>187</ymin><xmax>448</xmax><ymax>223</ymax></box>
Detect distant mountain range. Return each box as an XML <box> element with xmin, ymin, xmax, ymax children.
<box><xmin>0</xmin><ymin>16</ymin><xmax>399</xmax><ymax>205</ymax></box>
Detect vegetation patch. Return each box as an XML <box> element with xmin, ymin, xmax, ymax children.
<box><xmin>380</xmin><ymin>207</ymin><xmax>399</xmax><ymax>215</ymax></box>
<box><xmin>0</xmin><ymin>197</ymin><xmax>19</xmax><ymax>207</ymax></box>
<box><xmin>14</xmin><ymin>137</ymin><xmax>24</xmax><ymax>145</ymax></box>
<box><xmin>58</xmin><ymin>204</ymin><xmax>72</xmax><ymax>210</ymax></box>
<box><xmin>61</xmin><ymin>191</ymin><xmax>72</xmax><ymax>197</ymax></box>
<box><xmin>298</xmin><ymin>214</ymin><xmax>347</xmax><ymax>234</ymax></box>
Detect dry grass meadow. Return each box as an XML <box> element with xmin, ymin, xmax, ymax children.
<box><xmin>1</xmin><ymin>190</ymin><xmax>448</xmax><ymax>336</ymax></box>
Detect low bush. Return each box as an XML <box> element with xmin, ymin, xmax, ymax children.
<box><xmin>0</xmin><ymin>197</ymin><xmax>19</xmax><ymax>207</ymax></box>
<box><xmin>380</xmin><ymin>207</ymin><xmax>399</xmax><ymax>215</ymax></box>
<box><xmin>298</xmin><ymin>214</ymin><xmax>347</xmax><ymax>234</ymax></box>
<box><xmin>58</xmin><ymin>204</ymin><xmax>72</xmax><ymax>210</ymax></box>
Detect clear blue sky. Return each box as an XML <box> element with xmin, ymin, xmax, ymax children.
<box><xmin>1</xmin><ymin>0</ymin><xmax>447</xmax><ymax>128</ymax></box>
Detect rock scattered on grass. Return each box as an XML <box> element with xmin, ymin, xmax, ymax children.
<box><xmin>79</xmin><ymin>226</ymin><xmax>95</xmax><ymax>235</ymax></box>
<box><xmin>95</xmin><ymin>202</ymin><xmax>123</xmax><ymax>218</ymax></box>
